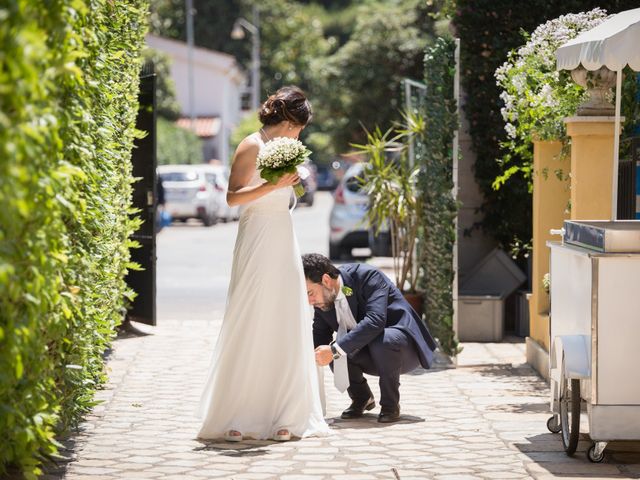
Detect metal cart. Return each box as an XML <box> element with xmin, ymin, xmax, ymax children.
<box><xmin>546</xmin><ymin>220</ymin><xmax>640</xmax><ymax>462</ymax></box>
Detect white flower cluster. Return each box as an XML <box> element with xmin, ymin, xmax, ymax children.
<box><xmin>495</xmin><ymin>8</ymin><xmax>608</xmax><ymax>141</ymax></box>
<box><xmin>256</xmin><ymin>137</ymin><xmax>308</xmax><ymax>170</ymax></box>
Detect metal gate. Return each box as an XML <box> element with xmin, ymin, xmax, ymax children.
<box><xmin>618</xmin><ymin>136</ymin><xmax>639</xmax><ymax>220</ymax></box>
<box><xmin>125</xmin><ymin>62</ymin><xmax>157</xmax><ymax>326</ymax></box>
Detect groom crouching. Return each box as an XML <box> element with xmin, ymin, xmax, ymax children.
<box><xmin>302</xmin><ymin>253</ymin><xmax>437</xmax><ymax>423</ymax></box>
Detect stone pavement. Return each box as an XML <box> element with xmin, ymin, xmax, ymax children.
<box><xmin>43</xmin><ymin>320</ymin><xmax>640</xmax><ymax>480</ymax></box>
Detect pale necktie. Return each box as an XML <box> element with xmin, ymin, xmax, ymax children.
<box><xmin>333</xmin><ymin>295</ymin><xmax>351</xmax><ymax>393</ymax></box>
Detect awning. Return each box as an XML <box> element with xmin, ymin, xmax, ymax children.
<box><xmin>176</xmin><ymin>117</ymin><xmax>221</xmax><ymax>138</ymax></box>
<box><xmin>556</xmin><ymin>7</ymin><xmax>640</xmax><ymax>71</ymax></box>
<box><xmin>555</xmin><ymin>8</ymin><xmax>640</xmax><ymax>220</ymax></box>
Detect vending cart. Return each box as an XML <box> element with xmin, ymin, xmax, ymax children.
<box><xmin>546</xmin><ymin>220</ymin><xmax>640</xmax><ymax>462</ymax></box>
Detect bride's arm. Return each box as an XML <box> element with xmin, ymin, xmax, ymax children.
<box><xmin>226</xmin><ymin>139</ymin><xmax>299</xmax><ymax>207</ymax></box>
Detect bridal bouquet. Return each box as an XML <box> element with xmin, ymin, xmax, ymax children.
<box><xmin>257</xmin><ymin>137</ymin><xmax>311</xmax><ymax>197</ymax></box>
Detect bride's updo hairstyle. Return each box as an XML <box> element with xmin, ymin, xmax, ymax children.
<box><xmin>259</xmin><ymin>86</ymin><xmax>312</xmax><ymax>127</ymax></box>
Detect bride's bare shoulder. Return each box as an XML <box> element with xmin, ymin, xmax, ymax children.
<box><xmin>230</xmin><ymin>133</ymin><xmax>261</xmax><ymax>175</ymax></box>
<box><xmin>230</xmin><ymin>133</ymin><xmax>260</xmax><ymax>166</ymax></box>
<box><xmin>236</xmin><ymin>133</ymin><xmax>261</xmax><ymax>154</ymax></box>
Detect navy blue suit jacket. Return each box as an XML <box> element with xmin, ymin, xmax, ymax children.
<box><xmin>312</xmin><ymin>263</ymin><xmax>437</xmax><ymax>369</ymax></box>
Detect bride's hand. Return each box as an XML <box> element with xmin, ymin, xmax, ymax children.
<box><xmin>274</xmin><ymin>172</ymin><xmax>300</xmax><ymax>189</ymax></box>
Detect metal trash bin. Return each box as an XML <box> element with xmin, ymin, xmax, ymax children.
<box><xmin>458</xmin><ymin>249</ymin><xmax>526</xmax><ymax>342</ymax></box>
<box><xmin>457</xmin><ymin>294</ymin><xmax>504</xmax><ymax>342</ymax></box>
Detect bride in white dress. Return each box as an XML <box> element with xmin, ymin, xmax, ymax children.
<box><xmin>197</xmin><ymin>86</ymin><xmax>329</xmax><ymax>442</ymax></box>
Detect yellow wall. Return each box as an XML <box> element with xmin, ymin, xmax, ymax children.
<box><xmin>566</xmin><ymin>117</ymin><xmax>617</xmax><ymax>220</ymax></box>
<box><xmin>529</xmin><ymin>117</ymin><xmax>619</xmax><ymax>355</ymax></box>
<box><xmin>529</xmin><ymin>140</ymin><xmax>570</xmax><ymax>352</ymax></box>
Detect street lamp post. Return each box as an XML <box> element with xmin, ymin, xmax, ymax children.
<box><xmin>231</xmin><ymin>6</ymin><xmax>260</xmax><ymax>111</ymax></box>
<box><xmin>185</xmin><ymin>0</ymin><xmax>196</xmax><ymax>131</ymax></box>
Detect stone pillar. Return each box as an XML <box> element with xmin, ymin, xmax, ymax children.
<box><xmin>565</xmin><ymin>117</ymin><xmax>619</xmax><ymax>220</ymax></box>
<box><xmin>529</xmin><ymin>140</ymin><xmax>570</xmax><ymax>357</ymax></box>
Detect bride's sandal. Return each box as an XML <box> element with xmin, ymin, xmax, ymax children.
<box><xmin>224</xmin><ymin>430</ymin><xmax>243</xmax><ymax>442</ymax></box>
<box><xmin>272</xmin><ymin>428</ymin><xmax>291</xmax><ymax>442</ymax></box>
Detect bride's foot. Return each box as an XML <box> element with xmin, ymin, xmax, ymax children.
<box><xmin>224</xmin><ymin>430</ymin><xmax>243</xmax><ymax>442</ymax></box>
<box><xmin>272</xmin><ymin>428</ymin><xmax>291</xmax><ymax>442</ymax></box>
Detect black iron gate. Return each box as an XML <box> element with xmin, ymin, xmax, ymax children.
<box><xmin>125</xmin><ymin>62</ymin><xmax>157</xmax><ymax>326</ymax></box>
<box><xmin>618</xmin><ymin>136</ymin><xmax>639</xmax><ymax>220</ymax></box>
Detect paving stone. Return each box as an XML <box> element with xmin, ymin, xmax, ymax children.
<box><xmin>42</xmin><ymin>322</ymin><xmax>640</xmax><ymax>480</ymax></box>
<box><xmin>280</xmin><ymin>476</ymin><xmax>326</xmax><ymax>480</ymax></box>
<box><xmin>332</xmin><ymin>475</ymin><xmax>378</xmax><ymax>480</ymax></box>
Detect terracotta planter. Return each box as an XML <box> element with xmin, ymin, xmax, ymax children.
<box><xmin>403</xmin><ymin>292</ymin><xmax>424</xmax><ymax>317</ymax></box>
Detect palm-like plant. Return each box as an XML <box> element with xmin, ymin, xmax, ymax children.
<box><xmin>352</xmin><ymin>113</ymin><xmax>425</xmax><ymax>293</ymax></box>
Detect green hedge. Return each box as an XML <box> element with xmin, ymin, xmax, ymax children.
<box><xmin>418</xmin><ymin>37</ymin><xmax>459</xmax><ymax>356</ymax></box>
<box><xmin>0</xmin><ymin>1</ymin><xmax>148</xmax><ymax>477</ymax></box>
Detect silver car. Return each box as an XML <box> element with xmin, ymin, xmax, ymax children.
<box><xmin>328</xmin><ymin>162</ymin><xmax>370</xmax><ymax>259</ymax></box>
<box><xmin>158</xmin><ymin>164</ymin><xmax>224</xmax><ymax>226</ymax></box>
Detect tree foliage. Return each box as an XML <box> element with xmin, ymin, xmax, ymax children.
<box><xmin>148</xmin><ymin>0</ymin><xmax>436</xmax><ymax>157</ymax></box>
<box><xmin>313</xmin><ymin>1</ymin><xmax>432</xmax><ymax>152</ymax></box>
<box><xmin>245</xmin><ymin>0</ymin><xmax>330</xmax><ymax>96</ymax></box>
<box><xmin>149</xmin><ymin>0</ymin><xmax>249</xmax><ymax>64</ymax></box>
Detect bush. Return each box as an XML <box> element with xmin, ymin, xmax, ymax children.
<box><xmin>157</xmin><ymin>118</ymin><xmax>204</xmax><ymax>165</ymax></box>
<box><xmin>0</xmin><ymin>0</ymin><xmax>148</xmax><ymax>476</ymax></box>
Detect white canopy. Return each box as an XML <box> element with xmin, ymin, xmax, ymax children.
<box><xmin>557</xmin><ymin>7</ymin><xmax>640</xmax><ymax>71</ymax></box>
<box><xmin>556</xmin><ymin>8</ymin><xmax>640</xmax><ymax>220</ymax></box>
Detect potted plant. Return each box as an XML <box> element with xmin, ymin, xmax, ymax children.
<box><xmin>352</xmin><ymin>117</ymin><xmax>424</xmax><ymax>311</ymax></box>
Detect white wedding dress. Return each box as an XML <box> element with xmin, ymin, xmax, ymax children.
<box><xmin>197</xmin><ymin>140</ymin><xmax>329</xmax><ymax>440</ymax></box>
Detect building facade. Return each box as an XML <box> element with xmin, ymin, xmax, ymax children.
<box><xmin>146</xmin><ymin>34</ymin><xmax>246</xmax><ymax>165</ymax></box>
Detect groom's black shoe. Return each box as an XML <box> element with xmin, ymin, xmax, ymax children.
<box><xmin>341</xmin><ymin>396</ymin><xmax>376</xmax><ymax>419</ymax></box>
<box><xmin>378</xmin><ymin>406</ymin><xmax>401</xmax><ymax>423</ymax></box>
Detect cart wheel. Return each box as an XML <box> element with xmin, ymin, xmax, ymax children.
<box><xmin>587</xmin><ymin>444</ymin><xmax>605</xmax><ymax>463</ymax></box>
<box><xmin>546</xmin><ymin>416</ymin><xmax>561</xmax><ymax>434</ymax></box>
<box><xmin>560</xmin><ymin>378</ymin><xmax>580</xmax><ymax>455</ymax></box>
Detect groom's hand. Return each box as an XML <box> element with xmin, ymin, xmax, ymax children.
<box><xmin>315</xmin><ymin>345</ymin><xmax>333</xmax><ymax>366</ymax></box>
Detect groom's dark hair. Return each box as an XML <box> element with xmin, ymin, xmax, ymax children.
<box><xmin>302</xmin><ymin>254</ymin><xmax>340</xmax><ymax>283</ymax></box>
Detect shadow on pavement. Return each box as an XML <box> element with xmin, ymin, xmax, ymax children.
<box><xmin>514</xmin><ymin>432</ymin><xmax>640</xmax><ymax>473</ymax></box>
<box><xmin>194</xmin><ymin>437</ymin><xmax>301</xmax><ymax>456</ymax></box>
<box><xmin>328</xmin><ymin>414</ymin><xmax>426</xmax><ymax>429</ymax></box>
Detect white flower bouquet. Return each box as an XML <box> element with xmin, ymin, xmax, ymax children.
<box><xmin>256</xmin><ymin>137</ymin><xmax>311</xmax><ymax>197</ymax></box>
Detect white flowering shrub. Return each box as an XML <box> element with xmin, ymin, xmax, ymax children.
<box><xmin>493</xmin><ymin>8</ymin><xmax>609</xmax><ymax>188</ymax></box>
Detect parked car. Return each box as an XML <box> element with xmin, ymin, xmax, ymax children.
<box><xmin>207</xmin><ymin>164</ymin><xmax>240</xmax><ymax>222</ymax></box>
<box><xmin>328</xmin><ymin>162</ymin><xmax>393</xmax><ymax>259</ymax></box>
<box><xmin>316</xmin><ymin>164</ymin><xmax>339</xmax><ymax>191</ymax></box>
<box><xmin>328</xmin><ymin>163</ymin><xmax>370</xmax><ymax>259</ymax></box>
<box><xmin>157</xmin><ymin>164</ymin><xmax>224</xmax><ymax>226</ymax></box>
